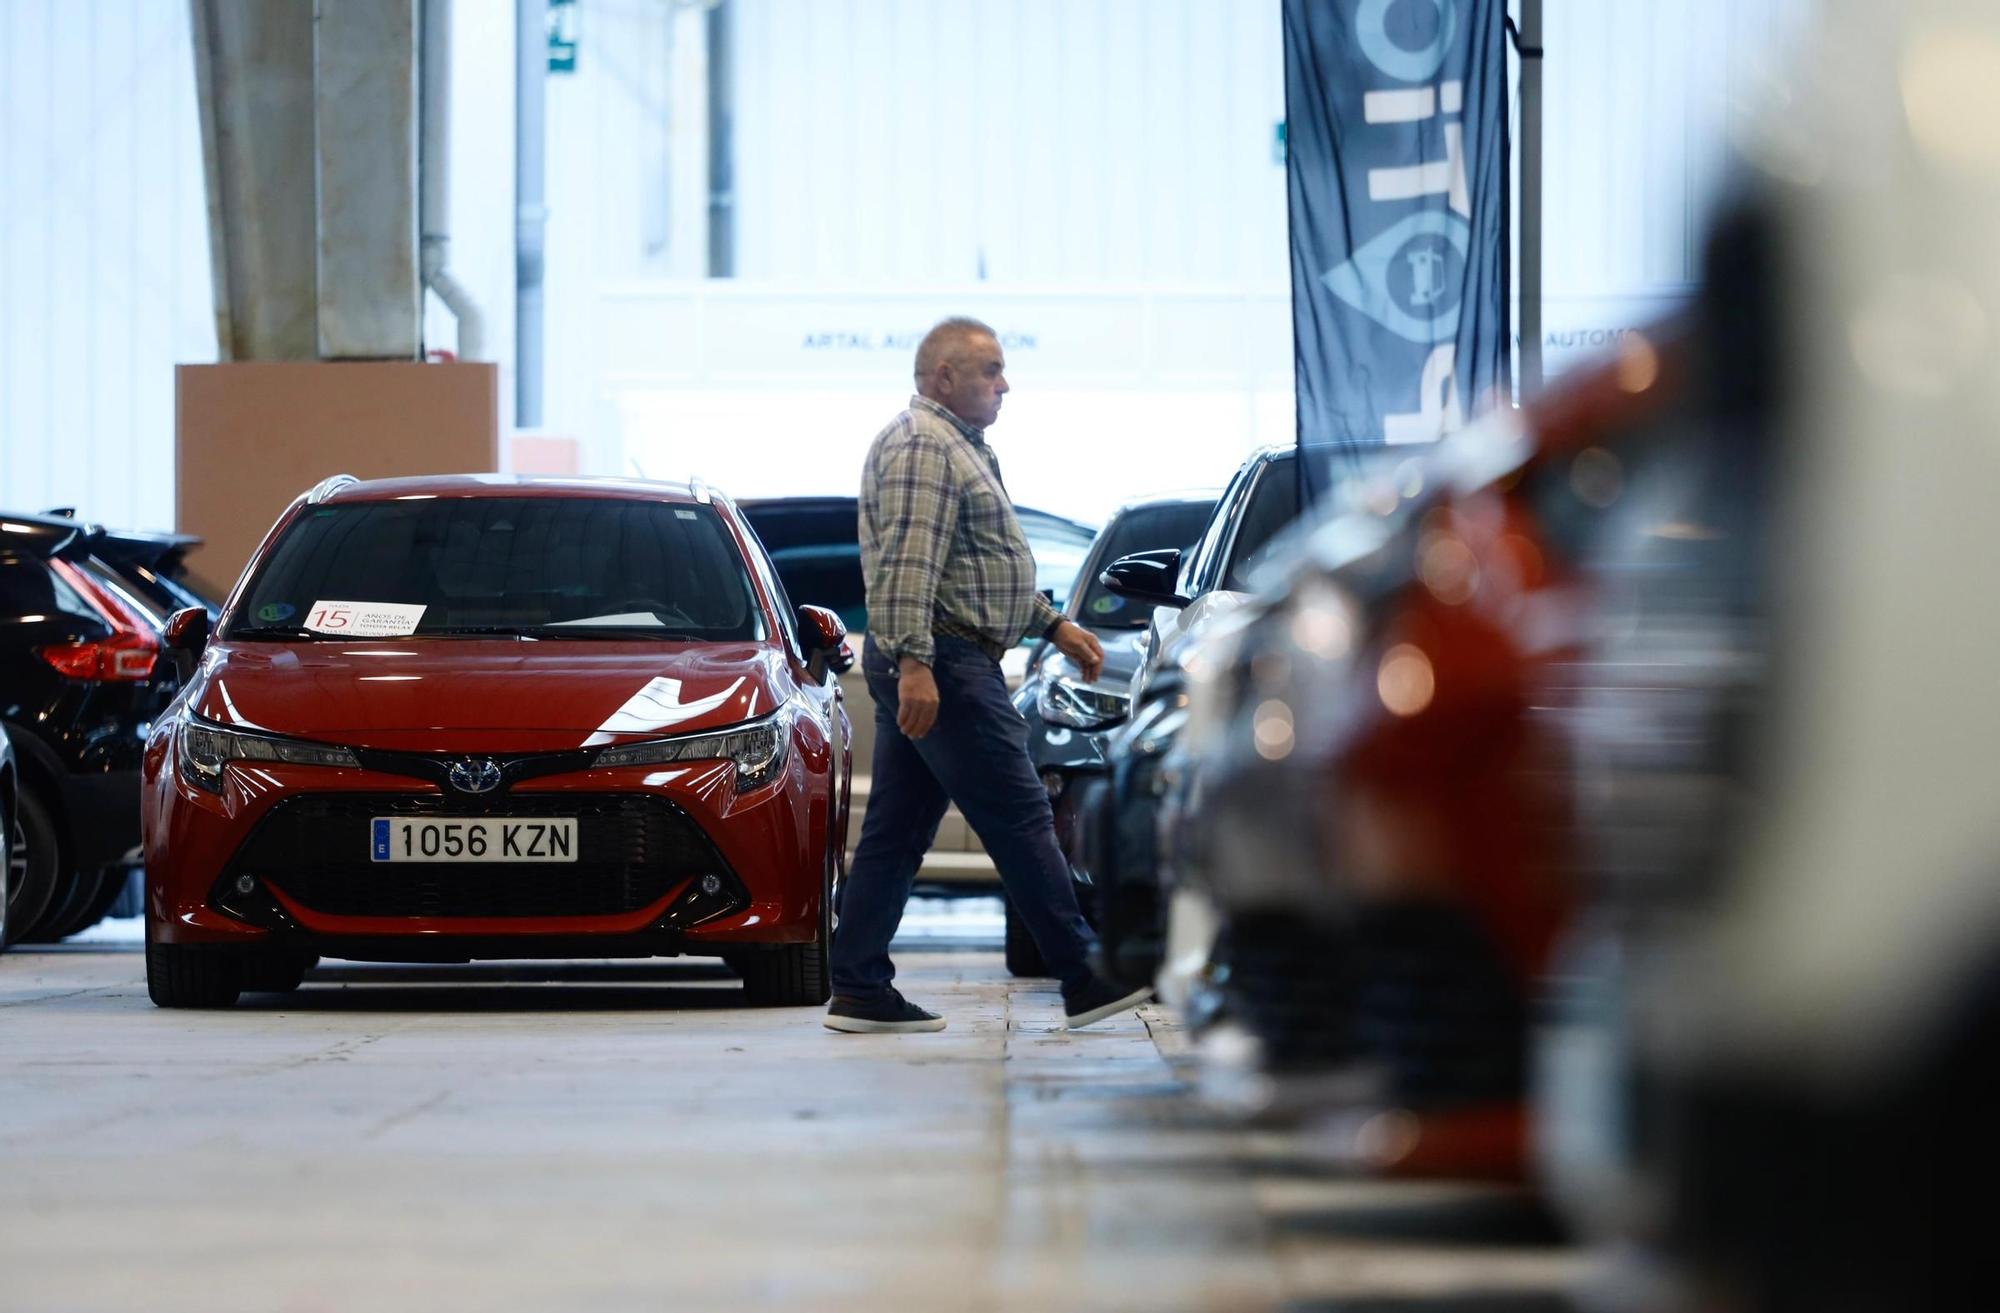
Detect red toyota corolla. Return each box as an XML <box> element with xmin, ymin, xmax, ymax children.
<box><xmin>141</xmin><ymin>474</ymin><xmax>852</xmax><ymax>1008</ymax></box>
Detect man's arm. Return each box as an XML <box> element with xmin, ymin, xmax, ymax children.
<box><xmin>1023</xmin><ymin>593</ymin><xmax>1105</xmax><ymax>682</ymax></box>
<box><xmin>1025</xmin><ymin>591</ymin><xmax>1065</xmax><ymax>644</ymax></box>
<box><xmin>867</xmin><ymin>436</ymin><xmax>958</xmax><ymax>738</ymax></box>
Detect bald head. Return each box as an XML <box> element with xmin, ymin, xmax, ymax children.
<box><xmin>914</xmin><ymin>317</ymin><xmax>998</xmax><ymax>383</ymax></box>
<box><xmin>913</xmin><ymin>316</ymin><xmax>1010</xmax><ymax>429</ymax></box>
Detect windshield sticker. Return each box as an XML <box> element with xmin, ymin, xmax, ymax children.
<box><xmin>583</xmin><ymin>675</ymin><xmax>746</xmax><ymax>747</ymax></box>
<box><xmin>1090</xmin><ymin>595</ymin><xmax>1123</xmax><ymax>616</ymax></box>
<box><xmin>304</xmin><ymin>600</ymin><xmax>427</xmax><ymax>637</ymax></box>
<box><xmin>257</xmin><ymin>602</ymin><xmax>297</xmax><ymax>623</ymax></box>
<box><xmin>674</xmin><ymin>509</ymin><xmax>699</xmax><ymax>520</ymax></box>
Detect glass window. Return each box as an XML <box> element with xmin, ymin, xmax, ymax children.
<box><xmin>231</xmin><ymin>497</ymin><xmax>766</xmax><ymax>641</ymax></box>
<box><xmin>734</xmin><ymin>513</ymin><xmax>803</xmax><ymax>662</ymax></box>
<box><xmin>1222</xmin><ymin>455</ymin><xmax>1301</xmax><ymax>592</ymax></box>
<box><xmin>1179</xmin><ymin>461</ymin><xmax>1257</xmax><ymax>600</ymax></box>
<box><xmin>0</xmin><ymin>557</ymin><xmax>96</xmax><ymax>623</ymax></box>
<box><xmin>1073</xmin><ymin>501</ymin><xmax>1216</xmax><ymax>628</ymax></box>
<box><xmin>739</xmin><ymin>501</ymin><xmax>868</xmax><ymax>636</ymax></box>
<box><xmin>1016</xmin><ymin>510</ymin><xmax>1097</xmax><ymax>611</ymax></box>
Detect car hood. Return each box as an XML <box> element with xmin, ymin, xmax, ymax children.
<box><xmin>193</xmin><ymin>640</ymin><xmax>787</xmax><ymax>751</ymax></box>
<box><xmin>1029</xmin><ymin>629</ymin><xmax>1150</xmax><ymax>690</ymax></box>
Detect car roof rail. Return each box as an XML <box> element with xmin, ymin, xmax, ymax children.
<box><xmin>689</xmin><ymin>477</ymin><xmax>713</xmax><ymax>505</ymax></box>
<box><xmin>306</xmin><ymin>474</ymin><xmax>360</xmax><ymax>504</ymax></box>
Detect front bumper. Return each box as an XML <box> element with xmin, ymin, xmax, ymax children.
<box><xmin>145</xmin><ymin>743</ymin><xmax>828</xmax><ymax>952</ymax></box>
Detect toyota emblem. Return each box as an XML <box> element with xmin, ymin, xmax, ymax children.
<box><xmin>447</xmin><ymin>758</ymin><xmax>504</xmax><ymax>794</ymax></box>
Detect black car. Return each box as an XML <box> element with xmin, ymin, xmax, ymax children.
<box><xmin>737</xmin><ymin>495</ymin><xmax>1096</xmax><ymax>643</ymax></box>
<box><xmin>0</xmin><ymin>511</ymin><xmax>188</xmax><ymax>944</ymax></box>
<box><xmin>1</xmin><ymin>727</ymin><xmax>18</xmax><ymax>948</ymax></box>
<box><xmin>738</xmin><ymin>496</ymin><xmax>1099</xmax><ymax>899</ymax></box>
<box><xmin>1006</xmin><ymin>492</ymin><xmax>1218</xmax><ymax>974</ymax></box>
<box><xmin>1066</xmin><ymin>449</ymin><xmax>1305</xmax><ymax>988</ymax></box>
<box><xmin>1075</xmin><ymin>447</ymin><xmax>1403</xmax><ymax>997</ymax></box>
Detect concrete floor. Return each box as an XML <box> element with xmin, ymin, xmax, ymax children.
<box><xmin>0</xmin><ymin>945</ymin><xmax>1583</xmax><ymax>1313</ymax></box>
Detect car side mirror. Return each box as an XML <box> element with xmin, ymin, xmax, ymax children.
<box><xmin>164</xmin><ymin>606</ymin><xmax>210</xmax><ymax>682</ymax></box>
<box><xmin>796</xmin><ymin>604</ymin><xmax>852</xmax><ymax>679</ymax></box>
<box><xmin>1100</xmin><ymin>549</ymin><xmax>1191</xmax><ymax>608</ymax></box>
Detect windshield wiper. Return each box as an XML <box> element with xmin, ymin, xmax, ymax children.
<box><xmin>518</xmin><ymin>625</ymin><xmax>705</xmax><ymax>641</ymax></box>
<box><xmin>228</xmin><ymin>625</ymin><xmax>336</xmax><ymax>641</ymax></box>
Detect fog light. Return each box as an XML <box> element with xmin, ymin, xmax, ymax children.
<box><xmin>234</xmin><ymin>873</ymin><xmax>257</xmax><ymax>896</ymax></box>
<box><xmin>698</xmin><ymin>873</ymin><xmax>723</xmax><ymax>896</ymax></box>
<box><xmin>1041</xmin><ymin>771</ymin><xmax>1065</xmax><ymax>798</ymax></box>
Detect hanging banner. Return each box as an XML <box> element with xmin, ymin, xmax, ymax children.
<box><xmin>1285</xmin><ymin>0</ymin><xmax>1510</xmax><ymax>500</ymax></box>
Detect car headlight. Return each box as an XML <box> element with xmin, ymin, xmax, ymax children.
<box><xmin>1128</xmin><ymin>693</ymin><xmax>1190</xmax><ymax>757</ymax></box>
<box><xmin>593</xmin><ymin>703</ymin><xmax>794</xmax><ymax>792</ymax></box>
<box><xmin>178</xmin><ymin>714</ymin><xmax>361</xmax><ymax>794</ymax></box>
<box><xmin>1037</xmin><ymin>673</ymin><xmax>1131</xmax><ymax>731</ymax></box>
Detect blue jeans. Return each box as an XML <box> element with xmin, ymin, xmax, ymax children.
<box><xmin>830</xmin><ymin>635</ymin><xmax>1098</xmax><ymax>1000</ymax></box>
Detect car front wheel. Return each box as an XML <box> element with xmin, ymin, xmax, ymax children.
<box><xmin>737</xmin><ymin>854</ymin><xmax>834</xmax><ymax>1007</ymax></box>
<box><xmin>1004</xmin><ymin>897</ymin><xmax>1048</xmax><ymax>977</ymax></box>
<box><xmin>145</xmin><ymin>938</ymin><xmax>244</xmax><ymax>1009</ymax></box>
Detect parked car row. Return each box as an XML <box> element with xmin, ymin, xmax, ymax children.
<box><xmin>1040</xmin><ymin>80</ymin><xmax>1979</xmax><ymax>1300</ymax></box>
<box><xmin>0</xmin><ymin>510</ymin><xmax>216</xmax><ymax>949</ymax></box>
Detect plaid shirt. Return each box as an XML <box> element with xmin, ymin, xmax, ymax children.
<box><xmin>859</xmin><ymin>395</ymin><xmax>1064</xmax><ymax>665</ymax></box>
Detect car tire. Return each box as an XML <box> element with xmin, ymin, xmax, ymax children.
<box><xmin>738</xmin><ymin>852</ymin><xmax>834</xmax><ymax>1007</ymax></box>
<box><xmin>46</xmin><ymin>867</ymin><xmax>131</xmax><ymax>943</ymax></box>
<box><xmin>1004</xmin><ymin>898</ymin><xmax>1049</xmax><ymax>977</ymax></box>
<box><xmin>243</xmin><ymin>948</ymin><xmax>313</xmax><ymax>994</ymax></box>
<box><xmin>1</xmin><ymin>814</ymin><xmax>13</xmax><ymax>949</ymax></box>
<box><xmin>146</xmin><ymin>939</ymin><xmax>244</xmax><ymax>1009</ymax></box>
<box><xmin>4</xmin><ymin>787</ymin><xmax>63</xmax><ymax>948</ymax></box>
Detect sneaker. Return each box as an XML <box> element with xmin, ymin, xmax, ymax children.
<box><xmin>823</xmin><ymin>989</ymin><xmax>947</xmax><ymax>1034</ymax></box>
<box><xmin>1062</xmin><ymin>976</ymin><xmax>1154</xmax><ymax>1030</ymax></box>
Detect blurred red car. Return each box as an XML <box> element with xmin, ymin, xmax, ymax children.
<box><xmin>142</xmin><ymin>475</ymin><xmax>852</xmax><ymax>1008</ymax></box>
<box><xmin>1174</xmin><ymin>337</ymin><xmax>1684</xmax><ymax>1176</ymax></box>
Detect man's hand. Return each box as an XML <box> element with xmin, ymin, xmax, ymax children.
<box><xmin>897</xmin><ymin>657</ymin><xmax>941</xmax><ymax>739</ymax></box>
<box><xmin>1049</xmin><ymin>620</ymin><xmax>1105</xmax><ymax>683</ymax></box>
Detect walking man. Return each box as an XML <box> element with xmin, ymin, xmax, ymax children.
<box><xmin>824</xmin><ymin>317</ymin><xmax>1155</xmax><ymax>1033</ymax></box>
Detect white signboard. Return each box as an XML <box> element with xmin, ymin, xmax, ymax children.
<box><xmin>304</xmin><ymin>601</ymin><xmax>427</xmax><ymax>637</ymax></box>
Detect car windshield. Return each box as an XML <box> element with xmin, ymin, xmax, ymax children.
<box><xmin>229</xmin><ymin>497</ymin><xmax>766</xmax><ymax>641</ymax></box>
<box><xmin>742</xmin><ymin>499</ymin><xmax>1095</xmax><ymax>642</ymax></box>
<box><xmin>1018</xmin><ymin>511</ymin><xmax>1096</xmax><ymax>610</ymax></box>
<box><xmin>1074</xmin><ymin>501</ymin><xmax>1217</xmax><ymax>629</ymax></box>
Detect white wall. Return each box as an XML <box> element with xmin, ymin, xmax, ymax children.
<box><xmin>0</xmin><ymin>0</ymin><xmax>215</xmax><ymax>530</ymax></box>
<box><xmin>422</xmin><ymin>2</ymin><xmax>518</xmax><ymax>384</ymax></box>
<box><xmin>0</xmin><ymin>0</ymin><xmax>1816</xmax><ymax>528</ymax></box>
<box><xmin>1536</xmin><ymin>0</ymin><xmax>1815</xmax><ymax>369</ymax></box>
<box><xmin>570</xmin><ymin>0</ymin><xmax>1294</xmax><ymax>518</ymax></box>
<box><xmin>730</xmin><ymin>0</ymin><xmax>1291</xmax><ymax>285</ymax></box>
<box><xmin>574</xmin><ymin>0</ymin><xmax>1816</xmax><ymax>521</ymax></box>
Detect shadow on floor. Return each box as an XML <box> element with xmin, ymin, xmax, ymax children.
<box><xmin>1265</xmin><ymin>1189</ymin><xmax>1566</xmax><ymax>1246</ymax></box>
<box><xmin>233</xmin><ymin>958</ymin><xmax>770</xmax><ymax>1013</ymax></box>
<box><xmin>1285</xmin><ymin>1295</ymin><xmax>1573</xmax><ymax>1313</ymax></box>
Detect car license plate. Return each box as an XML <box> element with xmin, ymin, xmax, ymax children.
<box><xmin>369</xmin><ymin>818</ymin><xmax>578</xmax><ymax>863</ymax></box>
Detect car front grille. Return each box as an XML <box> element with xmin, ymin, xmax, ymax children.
<box><xmin>231</xmin><ymin>793</ymin><xmax>728</xmax><ymax>920</ymax></box>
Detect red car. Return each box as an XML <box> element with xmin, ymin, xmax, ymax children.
<box><xmin>142</xmin><ymin>474</ymin><xmax>852</xmax><ymax>1008</ymax></box>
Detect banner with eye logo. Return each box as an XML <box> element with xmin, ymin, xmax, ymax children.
<box><xmin>1284</xmin><ymin>0</ymin><xmax>1510</xmax><ymax>498</ymax></box>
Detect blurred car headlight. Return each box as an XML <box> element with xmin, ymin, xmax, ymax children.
<box><xmin>1038</xmin><ymin>673</ymin><xmax>1131</xmax><ymax>731</ymax></box>
<box><xmin>178</xmin><ymin>713</ymin><xmax>361</xmax><ymax>794</ymax></box>
<box><xmin>594</xmin><ymin>703</ymin><xmax>795</xmax><ymax>792</ymax></box>
<box><xmin>1126</xmin><ymin>692</ymin><xmax>1191</xmax><ymax>757</ymax></box>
